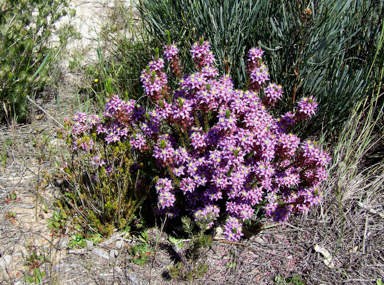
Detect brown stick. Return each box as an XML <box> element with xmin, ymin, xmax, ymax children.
<box><xmin>26</xmin><ymin>95</ymin><xmax>64</xmax><ymax>128</ymax></box>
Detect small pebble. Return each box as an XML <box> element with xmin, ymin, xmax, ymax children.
<box><xmin>68</xmin><ymin>248</ymin><xmax>87</xmax><ymax>255</ymax></box>
<box><xmin>85</xmin><ymin>240</ymin><xmax>94</xmax><ymax>250</ymax></box>
<box><xmin>110</xmin><ymin>249</ymin><xmax>118</xmax><ymax>258</ymax></box>
<box><xmin>18</xmin><ymin>204</ymin><xmax>34</xmax><ymax>209</ymax></box>
<box><xmin>113</xmin><ymin>266</ymin><xmax>123</xmax><ymax>275</ymax></box>
<box><xmin>0</xmin><ymin>255</ymin><xmax>12</xmax><ymax>268</ymax></box>
<box><xmin>115</xmin><ymin>239</ymin><xmax>124</xmax><ymax>249</ymax></box>
<box><xmin>127</xmin><ymin>272</ymin><xmax>139</xmax><ymax>285</ymax></box>
<box><xmin>59</xmin><ymin>237</ymin><xmax>70</xmax><ymax>248</ymax></box>
<box><xmin>92</xmin><ymin>248</ymin><xmax>110</xmax><ymax>260</ymax></box>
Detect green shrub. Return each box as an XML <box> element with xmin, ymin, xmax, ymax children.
<box><xmin>139</xmin><ymin>0</ymin><xmax>384</xmax><ymax>137</ymax></box>
<box><xmin>0</xmin><ymin>0</ymin><xmax>74</xmax><ymax>122</ymax></box>
<box><xmin>56</xmin><ymin>115</ymin><xmax>155</xmax><ymax>236</ymax></box>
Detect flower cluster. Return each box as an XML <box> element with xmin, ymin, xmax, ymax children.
<box><xmin>140</xmin><ymin>59</ymin><xmax>168</xmax><ymax>102</ymax></box>
<box><xmin>65</xmin><ymin>39</ymin><xmax>330</xmax><ymax>242</ymax></box>
<box><xmin>190</xmin><ymin>40</ymin><xmax>216</xmax><ymax>70</ymax></box>
<box><xmin>164</xmin><ymin>43</ymin><xmax>183</xmax><ymax>78</ymax></box>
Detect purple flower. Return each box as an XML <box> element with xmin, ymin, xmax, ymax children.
<box><xmin>295</xmin><ymin>96</ymin><xmax>318</xmax><ymax>121</ymax></box>
<box><xmin>248</xmin><ymin>47</ymin><xmax>264</xmax><ymax>63</ymax></box>
<box><xmin>180</xmin><ymin>177</ymin><xmax>196</xmax><ymax>194</ymax></box>
<box><xmin>148</xmin><ymin>58</ymin><xmax>165</xmax><ymax>71</ymax></box>
<box><xmin>66</xmin><ymin>41</ymin><xmax>331</xmax><ymax>243</ymax></box>
<box><xmin>91</xmin><ymin>155</ymin><xmax>106</xmax><ymax>167</ymax></box>
<box><xmin>163</xmin><ymin>44</ymin><xmax>179</xmax><ymax>60</ymax></box>
<box><xmin>130</xmin><ymin>134</ymin><xmax>146</xmax><ymax>151</ymax></box>
<box><xmin>263</xmin><ymin>83</ymin><xmax>283</xmax><ymax>108</ymax></box>
<box><xmin>194</xmin><ymin>204</ymin><xmax>220</xmax><ymax>228</ymax></box>
<box><xmin>250</xmin><ymin>64</ymin><xmax>270</xmax><ymax>86</ymax></box>
<box><xmin>73</xmin><ymin>112</ymin><xmax>87</xmax><ymax>123</ymax></box>
<box><xmin>156</xmin><ymin>178</ymin><xmax>174</xmax><ymax>193</ymax></box>
<box><xmin>223</xmin><ymin>216</ymin><xmax>244</xmax><ymax>241</ymax></box>
<box><xmin>190</xmin><ymin>40</ymin><xmax>216</xmax><ymax>68</ymax></box>
<box><xmin>158</xmin><ymin>191</ymin><xmax>176</xmax><ymax>209</ymax></box>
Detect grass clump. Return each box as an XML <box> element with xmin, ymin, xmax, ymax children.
<box><xmin>139</xmin><ymin>0</ymin><xmax>384</xmax><ymax>137</ymax></box>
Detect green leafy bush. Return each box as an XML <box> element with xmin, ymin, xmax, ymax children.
<box><xmin>129</xmin><ymin>243</ymin><xmax>152</xmax><ymax>266</ymax></box>
<box><xmin>139</xmin><ymin>0</ymin><xmax>384</xmax><ymax>136</ymax></box>
<box><xmin>0</xmin><ymin>0</ymin><xmax>74</xmax><ymax>121</ymax></box>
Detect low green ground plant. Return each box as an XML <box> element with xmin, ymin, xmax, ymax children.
<box><xmin>47</xmin><ymin>210</ymin><xmax>67</xmax><ymax>235</ymax></box>
<box><xmin>24</xmin><ymin>247</ymin><xmax>47</xmax><ymax>284</ymax></box>
<box><xmin>166</xmin><ymin>216</ymin><xmax>211</xmax><ymax>282</ymax></box>
<box><xmin>67</xmin><ymin>233</ymin><xmax>87</xmax><ymax>248</ymax></box>
<box><xmin>129</xmin><ymin>243</ymin><xmax>152</xmax><ymax>266</ymax></box>
<box><xmin>275</xmin><ymin>275</ymin><xmax>306</xmax><ymax>285</ymax></box>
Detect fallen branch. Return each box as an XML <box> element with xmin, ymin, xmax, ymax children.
<box><xmin>357</xmin><ymin>202</ymin><xmax>384</xmax><ymax>218</ymax></box>
<box><xmin>26</xmin><ymin>95</ymin><xmax>64</xmax><ymax>129</ymax></box>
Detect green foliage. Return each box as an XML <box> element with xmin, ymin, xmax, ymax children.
<box><xmin>47</xmin><ymin>210</ymin><xmax>67</xmax><ymax>235</ymax></box>
<box><xmin>5</xmin><ymin>190</ymin><xmax>18</xmax><ymax>203</ymax></box>
<box><xmin>0</xmin><ymin>0</ymin><xmax>75</xmax><ymax>122</ymax></box>
<box><xmin>252</xmin><ymin>0</ymin><xmax>383</xmax><ymax>136</ymax></box>
<box><xmin>24</xmin><ymin>249</ymin><xmax>47</xmax><ymax>284</ymax></box>
<box><xmin>138</xmin><ymin>230</ymin><xmax>149</xmax><ymax>243</ymax></box>
<box><xmin>139</xmin><ymin>0</ymin><xmax>384</xmax><ymax>137</ymax></box>
<box><xmin>139</xmin><ymin>0</ymin><xmax>260</xmax><ymax>85</ymax></box>
<box><xmin>275</xmin><ymin>275</ymin><xmax>306</xmax><ymax>285</ymax></box>
<box><xmin>226</xmin><ymin>261</ymin><xmax>236</xmax><ymax>268</ymax></box>
<box><xmin>67</xmin><ymin>232</ymin><xmax>102</xmax><ymax>249</ymax></box>
<box><xmin>68</xmin><ymin>233</ymin><xmax>87</xmax><ymax>248</ymax></box>
<box><xmin>178</xmin><ymin>217</ymin><xmax>214</xmax><ymax>259</ymax></box>
<box><xmin>181</xmin><ymin>216</ymin><xmax>194</xmax><ymax>234</ymax></box>
<box><xmin>57</xmin><ymin>127</ymin><xmax>152</xmax><ymax>237</ymax></box>
<box><xmin>166</xmin><ymin>216</ymin><xmax>211</xmax><ymax>281</ymax></box>
<box><xmin>168</xmin><ymin>262</ymin><xmax>208</xmax><ymax>281</ymax></box>
<box><xmin>377</xmin><ymin>279</ymin><xmax>384</xmax><ymax>285</ymax></box>
<box><xmin>90</xmin><ymin>233</ymin><xmax>102</xmax><ymax>245</ymax></box>
<box><xmin>129</xmin><ymin>243</ymin><xmax>152</xmax><ymax>266</ymax></box>
<box><xmin>169</xmin><ymin>236</ymin><xmax>185</xmax><ymax>250</ymax></box>
<box><xmin>5</xmin><ymin>211</ymin><xmax>16</xmax><ymax>218</ymax></box>
<box><xmin>25</xmin><ymin>268</ymin><xmax>45</xmax><ymax>284</ymax></box>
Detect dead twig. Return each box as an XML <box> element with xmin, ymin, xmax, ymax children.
<box><xmin>26</xmin><ymin>95</ymin><xmax>64</xmax><ymax>129</ymax></box>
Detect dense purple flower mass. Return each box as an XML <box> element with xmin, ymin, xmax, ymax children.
<box><xmin>66</xmin><ymin>39</ymin><xmax>331</xmax><ymax>242</ymax></box>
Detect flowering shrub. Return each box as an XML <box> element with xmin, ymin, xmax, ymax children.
<box><xmin>58</xmin><ymin>109</ymin><xmax>154</xmax><ymax>235</ymax></box>
<box><xmin>61</xmin><ymin>39</ymin><xmax>330</xmax><ymax>241</ymax></box>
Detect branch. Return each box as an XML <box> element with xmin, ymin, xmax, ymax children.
<box><xmin>26</xmin><ymin>95</ymin><xmax>64</xmax><ymax>128</ymax></box>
